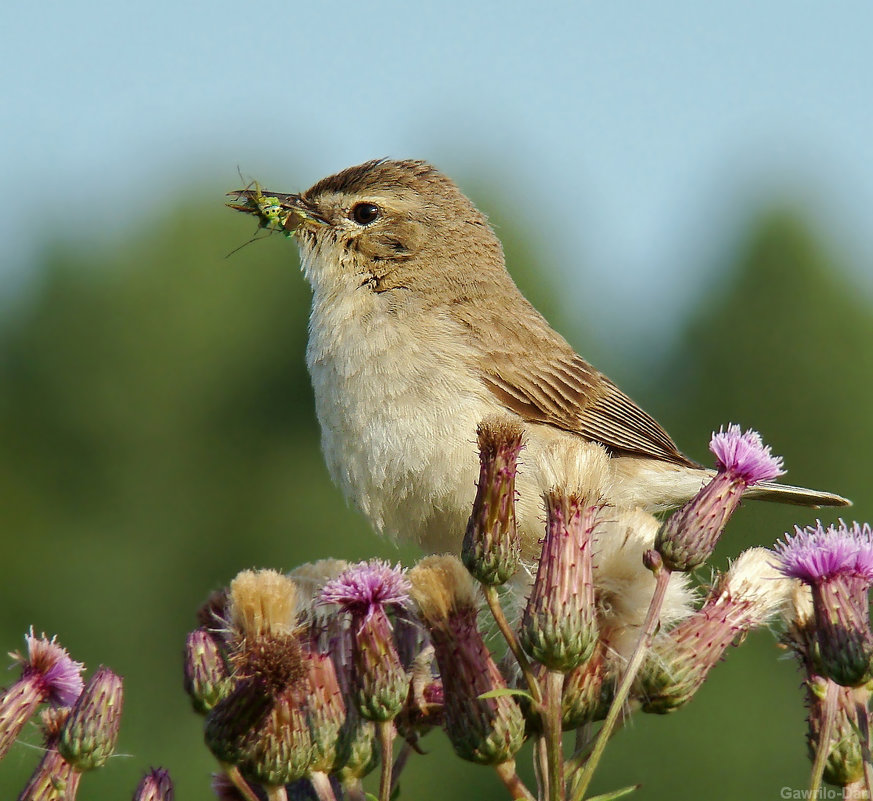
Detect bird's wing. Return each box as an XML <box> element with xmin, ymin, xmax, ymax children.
<box><xmin>477</xmin><ymin>334</ymin><xmax>696</xmax><ymax>468</ymax></box>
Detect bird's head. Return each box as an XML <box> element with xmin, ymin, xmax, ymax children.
<box><xmin>230</xmin><ymin>159</ymin><xmax>506</xmax><ymax>299</ymax></box>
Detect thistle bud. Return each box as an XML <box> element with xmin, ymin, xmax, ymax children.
<box><xmin>304</xmin><ymin>649</ymin><xmax>347</xmax><ymax>773</ymax></box>
<box><xmin>18</xmin><ymin>707</ymin><xmax>81</xmax><ymax>801</ymax></box>
<box><xmin>334</xmin><ymin>709</ymin><xmax>378</xmax><ymax>783</ymax></box>
<box><xmin>656</xmin><ymin>425</ymin><xmax>784</xmax><ymax>571</ymax></box>
<box><xmin>57</xmin><ymin>666</ymin><xmax>123</xmax><ymax>771</ymax></box>
<box><xmin>636</xmin><ymin>548</ymin><xmax>794</xmax><ymax>713</ymax></box>
<box><xmin>520</xmin><ymin>490</ymin><xmax>600</xmax><ymax>672</ymax></box>
<box><xmin>409</xmin><ymin>555</ymin><xmax>525</xmax><ymax>765</ymax></box>
<box><xmin>560</xmin><ymin>642</ymin><xmax>613</xmax><ymax>729</ymax></box>
<box><xmin>238</xmin><ymin>685</ymin><xmax>313</xmax><ymax>787</ymax></box>
<box><xmin>0</xmin><ymin>630</ymin><xmax>84</xmax><ymax>760</ymax></box>
<box><xmin>204</xmin><ymin>678</ymin><xmax>273</xmax><ymax>767</ymax></box>
<box><xmin>521</xmin><ymin>644</ymin><xmax>613</xmax><ymax>733</ymax></box>
<box><xmin>319</xmin><ymin>561</ymin><xmax>411</xmax><ymax>722</ymax></box>
<box><xmin>133</xmin><ymin>768</ymin><xmax>175</xmax><ymax>801</ymax></box>
<box><xmin>184</xmin><ymin>629</ymin><xmax>232</xmax><ymax>714</ymax></box>
<box><xmin>462</xmin><ymin>416</ymin><xmax>524</xmax><ymax>585</ymax></box>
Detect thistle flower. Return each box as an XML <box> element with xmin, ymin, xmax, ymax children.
<box><xmin>462</xmin><ymin>416</ymin><xmax>524</xmax><ymax>585</ymax></box>
<box><xmin>656</xmin><ymin>425</ymin><xmax>785</xmax><ymax>571</ymax></box>
<box><xmin>774</xmin><ymin>520</ymin><xmax>873</xmax><ymax>687</ymax></box>
<box><xmin>205</xmin><ymin>571</ymin><xmax>310</xmax><ymax>781</ymax></box>
<box><xmin>221</xmin><ymin>569</ymin><xmax>308</xmax><ymax>692</ymax></box>
<box><xmin>184</xmin><ymin>629</ymin><xmax>233</xmax><ymax>714</ymax></box>
<box><xmin>409</xmin><ymin>555</ymin><xmax>525</xmax><ymax>765</ymax></box>
<box><xmin>18</xmin><ymin>707</ymin><xmax>81</xmax><ymax>801</ymax></box>
<box><xmin>0</xmin><ymin>630</ymin><xmax>84</xmax><ymax>760</ymax></box>
<box><xmin>133</xmin><ymin>768</ymin><xmax>175</xmax><ymax>801</ymax></box>
<box><xmin>58</xmin><ymin>666</ymin><xmax>124</xmax><ymax>771</ymax></box>
<box><xmin>319</xmin><ymin>560</ymin><xmax>411</xmax><ymax>722</ymax></box>
<box><xmin>520</xmin><ymin>488</ymin><xmax>601</xmax><ymax>671</ymax></box>
<box><xmin>636</xmin><ymin>548</ymin><xmax>795</xmax><ymax>713</ymax></box>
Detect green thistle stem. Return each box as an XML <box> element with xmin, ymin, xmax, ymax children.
<box><xmin>342</xmin><ymin>779</ymin><xmax>366</xmax><ymax>801</ymax></box>
<box><xmin>224</xmin><ymin>765</ymin><xmax>261</xmax><ymax>801</ymax></box>
<box><xmin>494</xmin><ymin>759</ymin><xmax>536</xmax><ymax>801</ymax></box>
<box><xmin>310</xmin><ymin>771</ymin><xmax>338</xmax><ymax>801</ymax></box>
<box><xmin>483</xmin><ymin>586</ymin><xmax>543</xmax><ymax>709</ymax></box>
<box><xmin>377</xmin><ymin>721</ymin><xmax>395</xmax><ymax>801</ymax></box>
<box><xmin>809</xmin><ymin>680</ymin><xmax>838</xmax><ymax>800</ymax></box>
<box><xmin>544</xmin><ymin>670</ymin><xmax>566</xmax><ymax>801</ymax></box>
<box><xmin>572</xmin><ymin>566</ymin><xmax>671</xmax><ymax>800</ymax></box>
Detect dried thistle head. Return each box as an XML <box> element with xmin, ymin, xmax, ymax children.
<box><xmin>228</xmin><ymin>569</ymin><xmax>299</xmax><ymax>639</ymax></box>
<box><xmin>409</xmin><ymin>554</ymin><xmax>478</xmax><ymax>630</ymax></box>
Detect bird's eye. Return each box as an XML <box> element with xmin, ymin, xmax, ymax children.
<box><xmin>350</xmin><ymin>202</ymin><xmax>380</xmax><ymax>225</ymax></box>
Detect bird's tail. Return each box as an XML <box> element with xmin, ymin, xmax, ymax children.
<box><xmin>744</xmin><ymin>480</ymin><xmax>851</xmax><ymax>508</ymax></box>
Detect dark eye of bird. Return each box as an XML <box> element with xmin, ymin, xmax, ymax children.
<box><xmin>350</xmin><ymin>202</ymin><xmax>380</xmax><ymax>225</ymax></box>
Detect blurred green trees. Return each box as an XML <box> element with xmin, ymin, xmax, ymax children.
<box><xmin>0</xmin><ymin>186</ymin><xmax>869</xmax><ymax>800</ymax></box>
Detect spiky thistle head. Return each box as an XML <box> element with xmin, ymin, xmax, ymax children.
<box><xmin>14</xmin><ymin>629</ymin><xmax>85</xmax><ymax>707</ymax></box>
<box><xmin>774</xmin><ymin>520</ymin><xmax>873</xmax><ymax>584</ymax></box>
<box><xmin>319</xmin><ymin>560</ymin><xmax>410</xmax><ymax>624</ymax></box>
<box><xmin>657</xmin><ymin>425</ymin><xmax>784</xmax><ymax>571</ymax></box>
<box><xmin>709</xmin><ymin>424</ymin><xmax>785</xmax><ymax>484</ymax></box>
<box><xmin>319</xmin><ymin>561</ymin><xmax>411</xmax><ymax>722</ymax></box>
<box><xmin>774</xmin><ymin>520</ymin><xmax>873</xmax><ymax>687</ymax></box>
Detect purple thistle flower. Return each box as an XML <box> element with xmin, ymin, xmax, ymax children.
<box><xmin>774</xmin><ymin>521</ymin><xmax>873</xmax><ymax>584</ymax></box>
<box><xmin>319</xmin><ymin>561</ymin><xmax>410</xmax><ymax>722</ymax></box>
<box><xmin>0</xmin><ymin>630</ymin><xmax>85</xmax><ymax>761</ymax></box>
<box><xmin>319</xmin><ymin>560</ymin><xmax>410</xmax><ymax>625</ymax></box>
<box><xmin>709</xmin><ymin>424</ymin><xmax>785</xmax><ymax>484</ymax></box>
<box><xmin>18</xmin><ymin>629</ymin><xmax>85</xmax><ymax>707</ymax></box>
<box><xmin>774</xmin><ymin>520</ymin><xmax>873</xmax><ymax>687</ymax></box>
<box><xmin>657</xmin><ymin>425</ymin><xmax>784</xmax><ymax>571</ymax></box>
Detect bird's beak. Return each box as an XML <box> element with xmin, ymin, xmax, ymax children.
<box><xmin>226</xmin><ymin>188</ymin><xmax>328</xmax><ymax>233</ymax></box>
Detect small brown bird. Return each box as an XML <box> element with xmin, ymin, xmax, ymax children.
<box><xmin>230</xmin><ymin>159</ymin><xmax>849</xmax><ymax>557</ymax></box>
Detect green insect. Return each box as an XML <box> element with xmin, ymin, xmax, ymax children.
<box><xmin>227</xmin><ymin>179</ymin><xmax>292</xmax><ymax>234</ymax></box>
<box><xmin>226</xmin><ymin>174</ymin><xmax>298</xmax><ymax>256</ymax></box>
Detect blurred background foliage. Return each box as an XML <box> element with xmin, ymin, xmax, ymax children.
<box><xmin>0</xmin><ymin>177</ymin><xmax>870</xmax><ymax>801</ymax></box>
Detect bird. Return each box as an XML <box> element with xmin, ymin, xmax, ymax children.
<box><xmin>229</xmin><ymin>159</ymin><xmax>849</xmax><ymax>559</ymax></box>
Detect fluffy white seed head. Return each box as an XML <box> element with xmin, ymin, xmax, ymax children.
<box><xmin>593</xmin><ymin>508</ymin><xmax>697</xmax><ymax>658</ymax></box>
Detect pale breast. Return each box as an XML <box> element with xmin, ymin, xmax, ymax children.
<box><xmin>305</xmin><ymin>286</ymin><xmax>495</xmax><ymax>545</ymax></box>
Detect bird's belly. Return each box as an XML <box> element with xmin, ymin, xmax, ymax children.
<box><xmin>306</xmin><ymin>296</ymin><xmax>493</xmax><ymax>547</ymax></box>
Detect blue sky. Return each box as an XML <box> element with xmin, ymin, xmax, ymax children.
<box><xmin>4</xmin><ymin>1</ymin><xmax>872</xmax><ymax>352</ymax></box>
